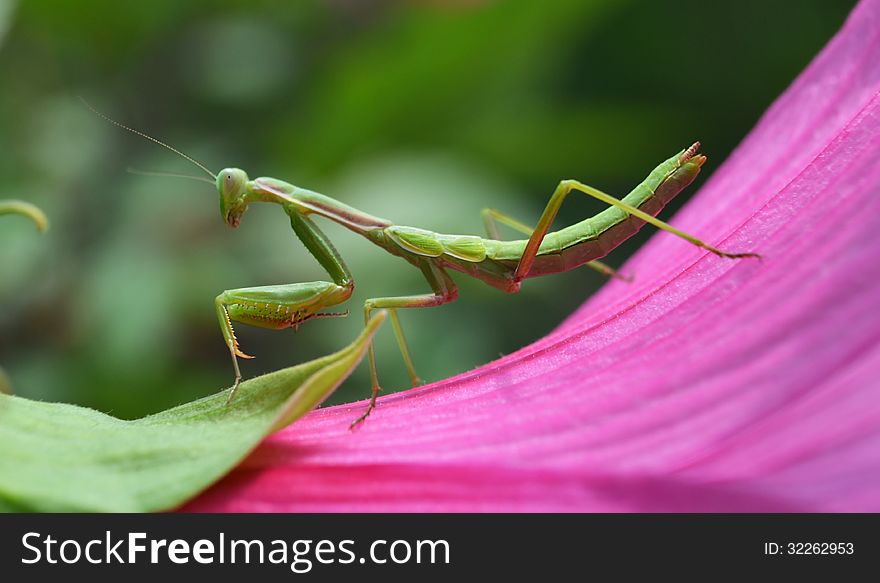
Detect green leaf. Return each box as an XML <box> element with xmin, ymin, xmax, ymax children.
<box><xmin>0</xmin><ymin>311</ymin><xmax>386</xmax><ymax>512</ymax></box>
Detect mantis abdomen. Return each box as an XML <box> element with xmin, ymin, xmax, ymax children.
<box><xmin>374</xmin><ymin>145</ymin><xmax>706</xmax><ymax>288</ymax></box>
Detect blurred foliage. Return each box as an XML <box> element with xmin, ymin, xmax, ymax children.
<box><xmin>0</xmin><ymin>0</ymin><xmax>854</xmax><ymax>418</ymax></box>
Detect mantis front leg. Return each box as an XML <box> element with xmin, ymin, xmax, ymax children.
<box><xmin>352</xmin><ymin>259</ymin><xmax>458</xmax><ymax>428</ymax></box>
<box><xmin>218</xmin><ymin>211</ymin><xmax>354</xmax><ymax>403</ymax></box>
<box><xmin>216</xmin><ymin>281</ymin><xmax>353</xmax><ymax>402</ymax></box>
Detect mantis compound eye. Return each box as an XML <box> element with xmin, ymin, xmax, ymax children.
<box><xmin>222</xmin><ymin>172</ymin><xmax>235</xmax><ymax>194</ymax></box>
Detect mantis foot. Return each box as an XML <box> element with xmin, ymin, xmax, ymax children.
<box><xmin>350</xmin><ymin>385</ymin><xmax>382</xmax><ymax>430</ymax></box>
<box><xmin>225</xmin><ymin>376</ymin><xmax>242</xmax><ymax>406</ymax></box>
<box><xmin>715</xmin><ymin>250</ymin><xmax>763</xmax><ymax>260</ymax></box>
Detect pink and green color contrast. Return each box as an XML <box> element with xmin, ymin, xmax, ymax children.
<box><xmin>184</xmin><ymin>0</ymin><xmax>880</xmax><ymax>512</ymax></box>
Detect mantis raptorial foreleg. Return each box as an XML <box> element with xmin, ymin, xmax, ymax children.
<box><xmin>216</xmin><ymin>282</ymin><xmax>352</xmax><ymax>402</ymax></box>
<box><xmin>218</xmin><ymin>212</ymin><xmax>354</xmax><ymax>403</ymax></box>
<box><xmin>354</xmin><ymin>260</ymin><xmax>458</xmax><ymax>428</ymax></box>
<box><xmin>481</xmin><ymin>207</ymin><xmax>629</xmax><ymax>281</ymax></box>
<box><xmin>513</xmin><ymin>180</ymin><xmax>760</xmax><ymax>281</ymax></box>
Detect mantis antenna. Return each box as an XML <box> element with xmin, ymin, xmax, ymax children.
<box><xmin>126</xmin><ymin>168</ymin><xmax>215</xmax><ymax>185</ymax></box>
<box><xmin>80</xmin><ymin>97</ymin><xmax>217</xmax><ymax>180</ymax></box>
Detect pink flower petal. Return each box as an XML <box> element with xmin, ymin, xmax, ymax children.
<box><xmin>183</xmin><ymin>0</ymin><xmax>880</xmax><ymax>512</ymax></box>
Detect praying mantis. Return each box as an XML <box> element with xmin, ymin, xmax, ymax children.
<box><xmin>88</xmin><ymin>104</ymin><xmax>759</xmax><ymax>428</ymax></box>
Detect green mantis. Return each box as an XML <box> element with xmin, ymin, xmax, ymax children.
<box><xmin>0</xmin><ymin>199</ymin><xmax>48</xmax><ymax>395</ymax></box>
<box><xmin>89</xmin><ymin>105</ymin><xmax>759</xmax><ymax>428</ymax></box>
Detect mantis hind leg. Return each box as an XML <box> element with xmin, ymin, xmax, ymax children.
<box><xmin>353</xmin><ymin>260</ymin><xmax>458</xmax><ymax>428</ymax></box>
<box><xmin>513</xmin><ymin>180</ymin><xmax>760</xmax><ymax>281</ymax></box>
<box><xmin>480</xmin><ymin>207</ymin><xmax>630</xmax><ymax>281</ymax></box>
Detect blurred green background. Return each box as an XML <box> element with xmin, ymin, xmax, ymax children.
<box><xmin>0</xmin><ymin>0</ymin><xmax>854</xmax><ymax>418</ymax></box>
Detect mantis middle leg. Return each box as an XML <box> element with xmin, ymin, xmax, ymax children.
<box><xmin>353</xmin><ymin>259</ymin><xmax>458</xmax><ymax>428</ymax></box>
<box><xmin>513</xmin><ymin>180</ymin><xmax>759</xmax><ymax>281</ymax></box>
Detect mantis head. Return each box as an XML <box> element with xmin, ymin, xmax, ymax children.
<box><xmin>217</xmin><ymin>168</ymin><xmax>250</xmax><ymax>228</ymax></box>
